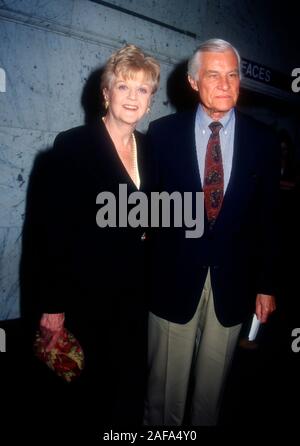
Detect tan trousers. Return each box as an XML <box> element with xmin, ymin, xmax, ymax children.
<box><xmin>144</xmin><ymin>271</ymin><xmax>242</xmax><ymax>426</ymax></box>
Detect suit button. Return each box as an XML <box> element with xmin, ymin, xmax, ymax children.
<box><xmin>212</xmin><ymin>265</ymin><xmax>219</xmax><ymax>270</ymax></box>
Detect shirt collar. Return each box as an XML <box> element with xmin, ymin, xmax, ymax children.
<box><xmin>196</xmin><ymin>104</ymin><xmax>235</xmax><ymax>133</ymax></box>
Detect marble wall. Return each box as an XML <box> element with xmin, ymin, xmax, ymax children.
<box><xmin>0</xmin><ymin>0</ymin><xmax>198</xmax><ymax>319</ymax></box>
<box><xmin>0</xmin><ymin>0</ymin><xmax>299</xmax><ymax>319</ymax></box>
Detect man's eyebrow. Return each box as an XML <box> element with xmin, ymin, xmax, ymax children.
<box><xmin>205</xmin><ymin>68</ymin><xmax>239</xmax><ymax>74</ymax></box>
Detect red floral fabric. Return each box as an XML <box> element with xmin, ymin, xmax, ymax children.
<box><xmin>34</xmin><ymin>328</ymin><xmax>84</xmax><ymax>382</ymax></box>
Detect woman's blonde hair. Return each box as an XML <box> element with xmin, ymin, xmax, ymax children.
<box><xmin>101</xmin><ymin>44</ymin><xmax>160</xmax><ymax>93</ymax></box>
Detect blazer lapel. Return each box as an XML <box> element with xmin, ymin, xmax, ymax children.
<box><xmin>213</xmin><ymin>111</ymin><xmax>258</xmax><ymax>231</ymax></box>
<box><xmin>89</xmin><ymin>119</ymin><xmax>139</xmax><ymax>191</ymax></box>
<box><xmin>175</xmin><ymin>109</ymin><xmax>202</xmax><ymax>192</ymax></box>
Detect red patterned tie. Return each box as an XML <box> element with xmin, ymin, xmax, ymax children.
<box><xmin>203</xmin><ymin>121</ymin><xmax>224</xmax><ymax>227</ymax></box>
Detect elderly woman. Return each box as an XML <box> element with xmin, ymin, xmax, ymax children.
<box><xmin>20</xmin><ymin>44</ymin><xmax>160</xmax><ymax>426</ymax></box>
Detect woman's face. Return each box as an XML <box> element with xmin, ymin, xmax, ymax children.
<box><xmin>103</xmin><ymin>70</ymin><xmax>153</xmax><ymax>127</ymax></box>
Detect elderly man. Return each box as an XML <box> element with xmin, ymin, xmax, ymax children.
<box><xmin>144</xmin><ymin>39</ymin><xmax>280</xmax><ymax>425</ymax></box>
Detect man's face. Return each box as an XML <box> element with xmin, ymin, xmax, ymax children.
<box><xmin>188</xmin><ymin>50</ymin><xmax>240</xmax><ymax>119</ymax></box>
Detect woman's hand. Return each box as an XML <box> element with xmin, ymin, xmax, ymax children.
<box><xmin>40</xmin><ymin>313</ymin><xmax>65</xmax><ymax>351</ymax></box>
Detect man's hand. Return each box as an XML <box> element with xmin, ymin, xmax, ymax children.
<box><xmin>255</xmin><ymin>294</ymin><xmax>276</xmax><ymax>323</ymax></box>
<box><xmin>40</xmin><ymin>313</ymin><xmax>65</xmax><ymax>351</ymax></box>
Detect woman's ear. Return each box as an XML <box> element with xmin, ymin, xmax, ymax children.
<box><xmin>147</xmin><ymin>94</ymin><xmax>154</xmax><ymax>113</ymax></box>
<box><xmin>188</xmin><ymin>75</ymin><xmax>199</xmax><ymax>92</ymax></box>
<box><xmin>103</xmin><ymin>88</ymin><xmax>108</xmax><ymax>101</ymax></box>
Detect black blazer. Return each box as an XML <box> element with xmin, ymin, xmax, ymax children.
<box><xmin>20</xmin><ymin>120</ymin><xmax>149</xmax><ymax>424</ymax></box>
<box><xmin>20</xmin><ymin>120</ymin><xmax>148</xmax><ymax>340</ymax></box>
<box><xmin>144</xmin><ymin>109</ymin><xmax>281</xmax><ymax>327</ymax></box>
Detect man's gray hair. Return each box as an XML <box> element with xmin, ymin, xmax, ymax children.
<box><xmin>187</xmin><ymin>38</ymin><xmax>241</xmax><ymax>80</ymax></box>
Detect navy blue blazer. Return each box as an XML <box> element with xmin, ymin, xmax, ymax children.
<box><xmin>20</xmin><ymin>119</ymin><xmax>148</xmax><ymax>340</ymax></box>
<box><xmin>20</xmin><ymin>119</ymin><xmax>149</xmax><ymax>424</ymax></box>
<box><xmin>144</xmin><ymin>109</ymin><xmax>281</xmax><ymax>326</ymax></box>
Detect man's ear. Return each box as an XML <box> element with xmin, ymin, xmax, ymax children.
<box><xmin>188</xmin><ymin>75</ymin><xmax>198</xmax><ymax>92</ymax></box>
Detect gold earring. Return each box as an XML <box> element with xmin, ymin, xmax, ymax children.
<box><xmin>104</xmin><ymin>99</ymin><xmax>109</xmax><ymax>109</ymax></box>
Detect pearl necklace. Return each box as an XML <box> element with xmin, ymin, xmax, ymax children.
<box><xmin>102</xmin><ymin>116</ymin><xmax>140</xmax><ymax>189</ymax></box>
<box><xmin>131</xmin><ymin>131</ymin><xmax>140</xmax><ymax>189</ymax></box>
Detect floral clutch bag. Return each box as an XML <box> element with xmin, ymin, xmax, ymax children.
<box><xmin>34</xmin><ymin>328</ymin><xmax>84</xmax><ymax>383</ymax></box>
